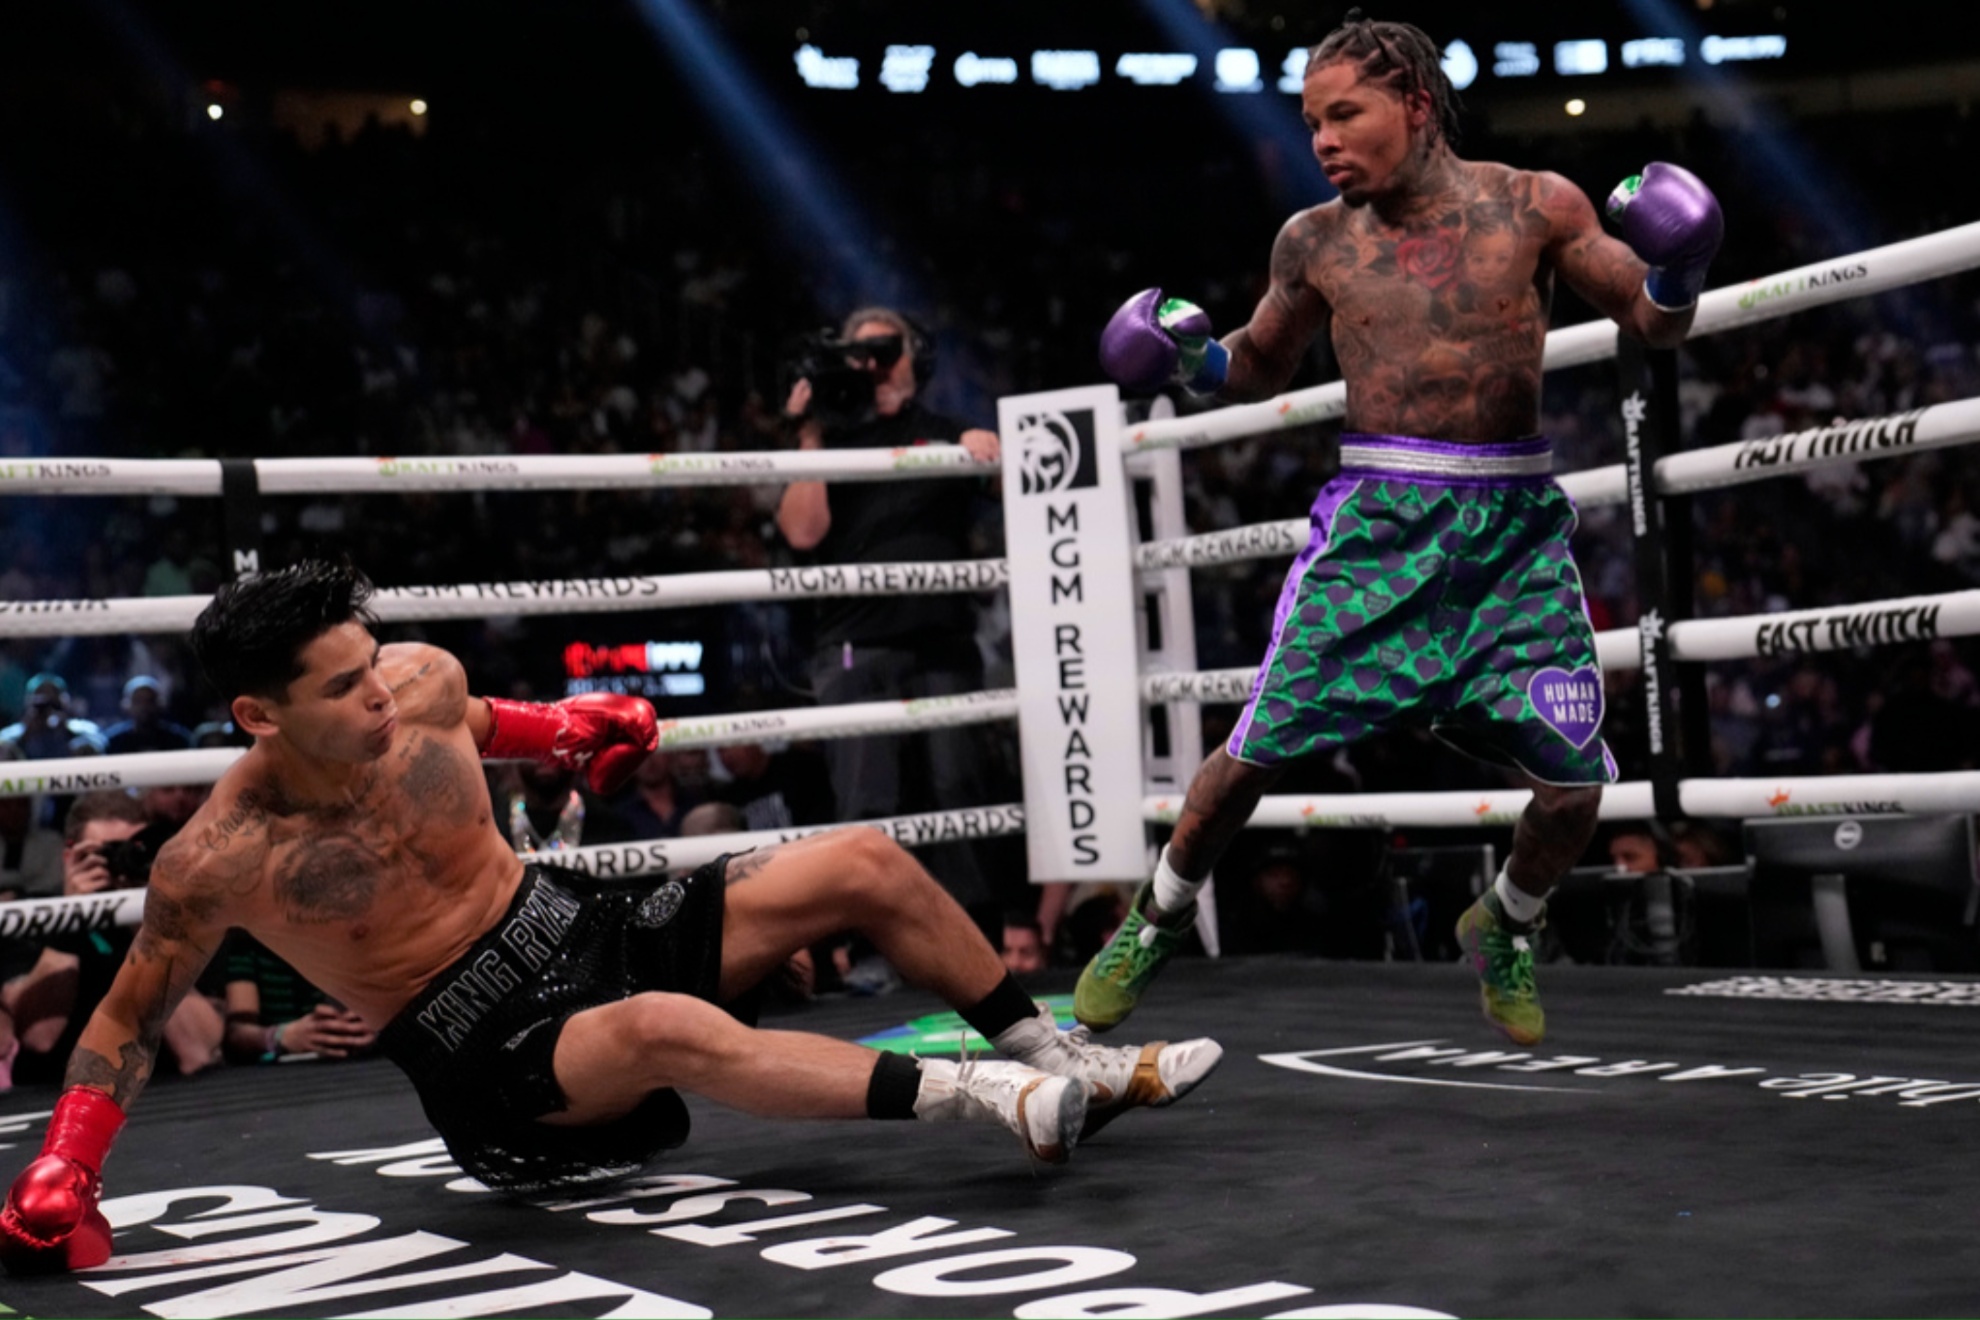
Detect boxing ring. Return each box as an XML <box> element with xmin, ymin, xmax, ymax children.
<box><xmin>3</xmin><ymin>222</ymin><xmax>1980</xmax><ymax>1316</ymax></box>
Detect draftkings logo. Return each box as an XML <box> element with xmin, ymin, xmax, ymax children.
<box><xmin>1763</xmin><ymin>788</ymin><xmax>1905</xmax><ymax>816</ymax></box>
<box><xmin>373</xmin><ymin>457</ymin><xmax>521</xmax><ymax>478</ymax></box>
<box><xmin>1736</xmin><ymin>262</ymin><xmax>1869</xmax><ymax>312</ymax></box>
<box><xmin>1013</xmin><ymin>408</ymin><xmax>1097</xmax><ymax>495</ymax></box>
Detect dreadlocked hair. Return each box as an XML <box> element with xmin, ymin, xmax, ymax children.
<box><xmin>1307</xmin><ymin>10</ymin><xmax>1462</xmax><ymax>148</ymax></box>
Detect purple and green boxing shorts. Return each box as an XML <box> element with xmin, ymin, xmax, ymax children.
<box><xmin>1227</xmin><ymin>433</ymin><xmax>1618</xmax><ymax>787</ymax></box>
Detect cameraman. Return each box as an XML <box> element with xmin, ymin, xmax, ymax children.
<box><xmin>0</xmin><ymin>791</ymin><xmax>222</xmax><ymax>1089</ymax></box>
<box><xmin>775</xmin><ymin>307</ymin><xmax>1008</xmax><ymax>932</ymax></box>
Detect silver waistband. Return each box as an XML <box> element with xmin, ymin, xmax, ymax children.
<box><xmin>1338</xmin><ymin>444</ymin><xmax>1553</xmax><ymax>479</ymax></box>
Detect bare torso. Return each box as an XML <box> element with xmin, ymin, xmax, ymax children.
<box><xmin>157</xmin><ymin>648</ymin><xmax>521</xmax><ymax>1027</ymax></box>
<box><xmin>1286</xmin><ymin>160</ymin><xmax>1562</xmax><ymax>442</ymax></box>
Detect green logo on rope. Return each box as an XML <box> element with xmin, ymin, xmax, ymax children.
<box><xmin>858</xmin><ymin>994</ymin><xmax>1076</xmax><ymax>1056</ymax></box>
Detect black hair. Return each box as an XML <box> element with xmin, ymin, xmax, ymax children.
<box><xmin>189</xmin><ymin>559</ymin><xmax>378</xmax><ymax>702</ymax></box>
<box><xmin>1307</xmin><ymin>10</ymin><xmax>1462</xmax><ymax>149</ymax></box>
<box><xmin>1610</xmin><ymin>818</ymin><xmax>1677</xmax><ymax>867</ymax></box>
<box><xmin>61</xmin><ymin>788</ymin><xmax>150</xmax><ymax>846</ymax></box>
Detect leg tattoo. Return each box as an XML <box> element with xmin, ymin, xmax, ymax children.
<box><xmin>1165</xmin><ymin>750</ymin><xmax>1285</xmax><ymax>880</ymax></box>
<box><xmin>1506</xmin><ymin>782</ymin><xmax>1602</xmax><ymax>899</ymax></box>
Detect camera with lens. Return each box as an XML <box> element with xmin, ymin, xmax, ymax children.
<box><xmin>98</xmin><ymin>821</ymin><xmax>178</xmax><ymax>888</ymax></box>
<box><xmin>782</xmin><ymin>329</ymin><xmax>909</xmax><ymax>431</ymax></box>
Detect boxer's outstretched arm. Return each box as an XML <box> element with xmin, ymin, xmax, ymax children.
<box><xmin>1220</xmin><ymin>212</ymin><xmax>1332</xmax><ymax>402</ymax></box>
<box><xmin>66</xmin><ymin>840</ymin><xmax>230</xmax><ymax>1109</ymax></box>
<box><xmin>384</xmin><ymin>639</ymin><xmax>658</xmax><ymax>793</ymax></box>
<box><xmin>1539</xmin><ymin>171</ymin><xmax>1694</xmax><ymax>348</ymax></box>
<box><xmin>2</xmin><ymin>822</ymin><xmax>237</xmax><ymax>1272</ymax></box>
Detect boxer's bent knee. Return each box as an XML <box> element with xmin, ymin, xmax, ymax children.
<box><xmin>561</xmin><ymin>992</ymin><xmax>749</xmax><ymax>1097</ymax></box>
<box><xmin>839</xmin><ymin>823</ymin><xmax>907</xmax><ymax>871</ymax></box>
<box><xmin>826</xmin><ymin>825</ymin><xmax>924</xmax><ymax>909</ymax></box>
<box><xmin>623</xmin><ymin>991</ymin><xmax>745</xmax><ymax>1059</ymax></box>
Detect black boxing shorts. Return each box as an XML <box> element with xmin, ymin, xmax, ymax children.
<box><xmin>377</xmin><ymin>857</ymin><xmax>729</xmax><ymax>1195</ymax></box>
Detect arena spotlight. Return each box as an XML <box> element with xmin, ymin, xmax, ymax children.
<box><xmin>1565</xmin><ymin>98</ymin><xmax>1587</xmax><ymax>116</ymax></box>
<box><xmin>627</xmin><ymin>0</ymin><xmax>915</xmax><ymax>313</ymax></box>
<box><xmin>409</xmin><ymin>98</ymin><xmax>428</xmax><ymax>116</ymax></box>
<box><xmin>1619</xmin><ymin>0</ymin><xmax>1868</xmax><ymax>250</ymax></box>
<box><xmin>1136</xmin><ymin>0</ymin><xmax>1335</xmax><ymax>209</ymax></box>
<box><xmin>206</xmin><ymin>103</ymin><xmax>223</xmax><ymax>120</ymax></box>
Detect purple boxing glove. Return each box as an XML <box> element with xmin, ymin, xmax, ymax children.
<box><xmin>1606</xmin><ymin>162</ymin><xmax>1724</xmax><ymax>312</ymax></box>
<box><xmin>1099</xmin><ymin>288</ymin><xmax>1230</xmax><ymax>396</ymax></box>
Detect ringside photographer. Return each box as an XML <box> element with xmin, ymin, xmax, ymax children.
<box><xmin>775</xmin><ymin>308</ymin><xmax>1018</xmax><ymax>937</ymax></box>
<box><xmin>0</xmin><ymin>792</ymin><xmax>223</xmax><ymax>1091</ymax></box>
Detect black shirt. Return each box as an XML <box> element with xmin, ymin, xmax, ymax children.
<box><xmin>104</xmin><ymin>720</ymin><xmax>195</xmax><ymax>756</ymax></box>
<box><xmin>807</xmin><ymin>402</ymin><xmax>982</xmax><ymax>651</ymax></box>
<box><xmin>710</xmin><ymin>747</ymin><xmax>836</xmax><ymax>830</ymax></box>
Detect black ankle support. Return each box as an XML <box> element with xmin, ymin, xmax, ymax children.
<box><xmin>865</xmin><ymin>1050</ymin><xmax>922</xmax><ymax>1120</ymax></box>
<box><xmin>959</xmin><ymin>973</ymin><xmax>1038</xmax><ymax>1043</ymax></box>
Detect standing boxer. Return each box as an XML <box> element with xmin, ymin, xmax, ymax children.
<box><xmin>0</xmin><ymin>560</ymin><xmax>1220</xmax><ymax>1274</ymax></box>
<box><xmin>1081</xmin><ymin>12</ymin><xmax>1722</xmax><ymax>1046</ymax></box>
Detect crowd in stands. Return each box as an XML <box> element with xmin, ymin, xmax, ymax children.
<box><xmin>3</xmin><ymin>42</ymin><xmax>1980</xmax><ymax>1042</ymax></box>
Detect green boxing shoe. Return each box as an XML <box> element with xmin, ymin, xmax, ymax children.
<box><xmin>1455</xmin><ymin>889</ymin><xmax>1546</xmax><ymax>1046</ymax></box>
<box><xmin>1074</xmin><ymin>881</ymin><xmax>1194</xmax><ymax>1032</ymax></box>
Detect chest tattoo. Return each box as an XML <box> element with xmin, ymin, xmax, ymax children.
<box><xmin>399</xmin><ymin>733</ymin><xmax>478</xmax><ymax>820</ymax></box>
<box><xmin>1314</xmin><ymin>172</ymin><xmax>1556</xmax><ymax>440</ymax></box>
<box><xmin>273</xmin><ymin>835</ymin><xmax>388</xmax><ymax>924</ymax></box>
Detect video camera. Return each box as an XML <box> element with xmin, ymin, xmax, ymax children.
<box><xmin>782</xmin><ymin>330</ymin><xmax>910</xmax><ymax>430</ymax></box>
<box><xmin>99</xmin><ymin>820</ymin><xmax>179</xmax><ymax>888</ymax></box>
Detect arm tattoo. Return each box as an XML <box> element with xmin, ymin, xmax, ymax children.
<box><xmin>1227</xmin><ymin>215</ymin><xmax>1329</xmax><ymax>399</ymax></box>
<box><xmin>195</xmin><ymin>790</ymin><xmax>266</xmax><ymax>854</ymax></box>
<box><xmin>391</xmin><ymin>662</ymin><xmax>436</xmax><ymax>695</ymax></box>
<box><xmin>67</xmin><ymin>1041</ymin><xmax>153</xmax><ymax>1107</ymax></box>
<box><xmin>724</xmin><ymin>845</ymin><xmax>785</xmax><ymax>884</ymax></box>
<box><xmin>136</xmin><ymin>885</ymin><xmax>225</xmax><ymax>950</ymax></box>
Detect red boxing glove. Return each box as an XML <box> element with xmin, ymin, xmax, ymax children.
<box><xmin>0</xmin><ymin>1087</ymin><xmax>125</xmax><ymax>1275</ymax></box>
<box><xmin>481</xmin><ymin>694</ymin><xmax>658</xmax><ymax>796</ymax></box>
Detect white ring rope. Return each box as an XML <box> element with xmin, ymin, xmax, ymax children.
<box><xmin>0</xmin><ymin>446</ymin><xmax>995</xmax><ymax>498</ymax></box>
<box><xmin>0</xmin><ymin>692</ymin><xmax>1023</xmax><ymax>799</ymax></box>
<box><xmin>0</xmin><ymin>888</ymin><xmax>147</xmax><ymax>941</ymax></box>
<box><xmin>650</xmin><ymin>689</ymin><xmax>1019</xmax><ymax>751</ymax></box>
<box><xmin>1150</xmin><ymin>770</ymin><xmax>1980</xmax><ymax>830</ymax></box>
<box><xmin>1136</xmin><ymin>520</ymin><xmax>1308</xmax><ymax>573</ymax></box>
<box><xmin>1617</xmin><ymin>589</ymin><xmax>1973</xmax><ymax>666</ymax></box>
<box><xmin>1121</xmin><ymin>220</ymin><xmax>1980</xmax><ymax>455</ymax></box>
<box><xmin>0</xmin><ymin>559</ymin><xmax>1010</xmax><ymax>639</ymax></box>
<box><xmin>8</xmin><ymin>579</ymin><xmax>1973</xmax><ymax>796</ymax></box>
<box><xmin>0</xmin><ymin>748</ymin><xmax>242</xmax><ymax>799</ymax></box>
<box><xmin>557</xmin><ymin>802</ymin><xmax>1025</xmax><ymax>883</ymax></box>
<box><xmin>0</xmin><ymin>802</ymin><xmax>1027</xmax><ymax>932</ymax></box>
